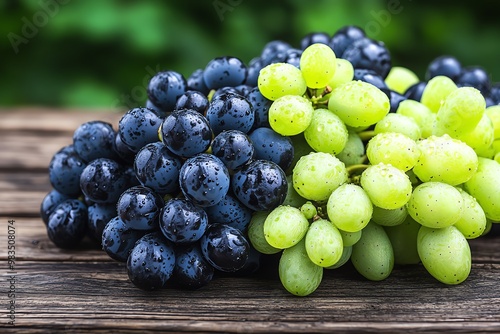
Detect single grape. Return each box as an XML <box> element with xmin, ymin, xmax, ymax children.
<box><xmin>179</xmin><ymin>154</ymin><xmax>230</xmax><ymax>207</ymax></box>
<box><xmin>268</xmin><ymin>95</ymin><xmax>314</xmax><ymax>136</ymax></box>
<box><xmin>203</xmin><ymin>56</ymin><xmax>247</xmax><ymax>90</ymax></box>
<box><xmin>175</xmin><ymin>90</ymin><xmax>209</xmax><ymax>113</ymax></box>
<box><xmin>159</xmin><ymin>198</ymin><xmax>208</xmax><ymax>244</ymax></box>
<box><xmin>326</xmin><ymin>246</ymin><xmax>352</xmax><ymax>269</ymax></box>
<box><xmin>417</xmin><ymin>225</ymin><xmax>471</xmax><ymax>285</ymax></box>
<box><xmin>341</xmin><ymin>37</ymin><xmax>391</xmax><ymax>79</ymax></box>
<box><xmin>425</xmin><ymin>56</ymin><xmax>462</xmax><ymax>81</ymax></box>
<box><xmin>249</xmin><ymin>127</ymin><xmax>294</xmax><ymax>171</ymax></box>
<box><xmin>300</xmin><ymin>43</ymin><xmax>337</xmax><ymax>89</ymax></box>
<box><xmin>47</xmin><ymin>199</ymin><xmax>88</xmax><ymax>249</ymax></box>
<box><xmin>204</xmin><ymin>193</ymin><xmax>253</xmax><ymax>232</ymax></box>
<box><xmin>172</xmin><ymin>244</ymin><xmax>214</xmax><ymax>290</ymax></box>
<box><xmin>232</xmin><ymin>160</ymin><xmax>288</xmax><ymax>211</ymax></box>
<box><xmin>73</xmin><ymin>121</ymin><xmax>118</xmax><ymax>162</ymax></box>
<box><xmin>206</xmin><ymin>93</ymin><xmax>254</xmax><ymax>135</ymax></box>
<box><xmin>360</xmin><ymin>163</ymin><xmax>412</xmax><ymax>210</ymax></box>
<box><xmin>366</xmin><ymin>132</ymin><xmax>420</xmax><ymax>171</ymax></box>
<box><xmin>433</xmin><ymin>87</ymin><xmax>486</xmax><ymax>137</ymax></box>
<box><xmin>305</xmin><ymin>218</ymin><xmax>343</xmax><ymax>267</ymax></box>
<box><xmin>127</xmin><ymin>232</ymin><xmax>176</xmax><ymax>290</ymax></box>
<box><xmin>211</xmin><ymin>130</ymin><xmax>255</xmax><ymax>171</ymax></box>
<box><xmin>336</xmin><ymin>131</ymin><xmax>365</xmax><ymax>166</ymax></box>
<box><xmin>338</xmin><ymin>229</ymin><xmax>362</xmax><ymax>247</ymax></box>
<box><xmin>147</xmin><ymin>71</ymin><xmax>187</xmax><ymax>111</ymax></box>
<box><xmin>456</xmin><ymin>113</ymin><xmax>494</xmax><ymax>157</ymax></box>
<box><xmin>258</xmin><ymin>63</ymin><xmax>307</xmax><ymax>101</ymax></box>
<box><xmin>300</xmin><ymin>201</ymin><xmax>317</xmax><ymax>220</ymax></box>
<box><xmin>247</xmin><ymin>211</ymin><xmax>281</xmax><ymax>255</ymax></box>
<box><xmin>351</xmin><ymin>222</ymin><xmax>394</xmax><ymax>281</ymax></box>
<box><xmin>200</xmin><ymin>224</ymin><xmax>249</xmax><ymax>272</ymax></box>
<box><xmin>303</xmin><ymin>108</ymin><xmax>348</xmax><ymax>155</ymax></box>
<box><xmin>117</xmin><ymin>186</ymin><xmax>164</xmax><ymax>231</ymax></box>
<box><xmin>464</xmin><ymin>157</ymin><xmax>500</xmax><ymax>221</ymax></box>
<box><xmin>40</xmin><ymin>189</ymin><xmax>70</xmax><ymax>225</ymax></box>
<box><xmin>384</xmin><ymin>215</ymin><xmax>421</xmax><ymax>265</ymax></box>
<box><xmin>407</xmin><ymin>182</ymin><xmax>463</xmax><ymax>228</ymax></box>
<box><xmin>420</xmin><ymin>76</ymin><xmax>457</xmax><ymax>113</ymax></box>
<box><xmin>371</xmin><ymin>205</ymin><xmax>408</xmax><ymax>227</ymax></box>
<box><xmin>456</xmin><ymin>66</ymin><xmax>490</xmax><ymax>95</ymax></box>
<box><xmin>327</xmin><ymin>184</ymin><xmax>372</xmax><ymax>233</ymax></box>
<box><xmin>328</xmin><ymin>80</ymin><xmax>390</xmax><ymax>128</ymax></box>
<box><xmin>102</xmin><ymin>216</ymin><xmax>146</xmax><ymax>262</ymax></box>
<box><xmin>454</xmin><ymin>188</ymin><xmax>487</xmax><ymax>239</ymax></box>
<box><xmin>385</xmin><ymin>66</ymin><xmax>420</xmax><ymax>95</ymax></box>
<box><xmin>327</xmin><ymin>58</ymin><xmax>354</xmax><ymax>89</ymax></box>
<box><xmin>264</xmin><ymin>205</ymin><xmax>309</xmax><ymax>249</ymax></box>
<box><xmin>293</xmin><ymin>152</ymin><xmax>348</xmax><ymax>202</ymax></box>
<box><xmin>278</xmin><ymin>239</ymin><xmax>323</xmax><ymax>297</ymax></box>
<box><xmin>373</xmin><ymin>113</ymin><xmax>422</xmax><ymax>140</ymax></box>
<box><xmin>49</xmin><ymin>145</ymin><xmax>87</xmax><ymax>197</ymax></box>
<box><xmin>413</xmin><ymin>134</ymin><xmax>478</xmax><ymax>185</ymax></box>
<box><xmin>118</xmin><ymin>107</ymin><xmax>162</xmax><ymax>153</ymax></box>
<box><xmin>133</xmin><ymin>142</ymin><xmax>182</xmax><ymax>195</ymax></box>
<box><xmin>161</xmin><ymin>109</ymin><xmax>213</xmax><ymax>158</ymax></box>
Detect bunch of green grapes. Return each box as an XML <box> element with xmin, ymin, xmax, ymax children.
<box><xmin>251</xmin><ymin>43</ymin><xmax>500</xmax><ymax>297</ymax></box>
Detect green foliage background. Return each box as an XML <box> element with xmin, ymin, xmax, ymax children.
<box><xmin>1</xmin><ymin>0</ymin><xmax>499</xmax><ymax>110</ymax></box>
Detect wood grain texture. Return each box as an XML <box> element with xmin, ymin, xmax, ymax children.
<box><xmin>1</xmin><ymin>110</ymin><xmax>500</xmax><ymax>333</ymax></box>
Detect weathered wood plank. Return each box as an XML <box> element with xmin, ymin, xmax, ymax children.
<box><xmin>0</xmin><ymin>109</ymin><xmax>123</xmax><ymax>133</ymax></box>
<box><xmin>1</xmin><ymin>261</ymin><xmax>499</xmax><ymax>332</ymax></box>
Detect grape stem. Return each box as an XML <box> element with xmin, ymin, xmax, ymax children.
<box><xmin>346</xmin><ymin>164</ymin><xmax>370</xmax><ymax>176</ymax></box>
<box><xmin>357</xmin><ymin>130</ymin><xmax>376</xmax><ymax>142</ymax></box>
<box><xmin>307</xmin><ymin>86</ymin><xmax>333</xmax><ymax>108</ymax></box>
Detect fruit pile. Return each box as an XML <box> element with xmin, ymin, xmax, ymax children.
<box><xmin>41</xmin><ymin>26</ymin><xmax>500</xmax><ymax>296</ymax></box>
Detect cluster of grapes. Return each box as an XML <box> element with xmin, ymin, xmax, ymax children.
<box><xmin>41</xmin><ymin>26</ymin><xmax>500</xmax><ymax>296</ymax></box>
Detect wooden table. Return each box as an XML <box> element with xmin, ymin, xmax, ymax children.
<box><xmin>1</xmin><ymin>109</ymin><xmax>500</xmax><ymax>333</ymax></box>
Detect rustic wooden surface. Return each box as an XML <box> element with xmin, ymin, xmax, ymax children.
<box><xmin>1</xmin><ymin>109</ymin><xmax>500</xmax><ymax>333</ymax></box>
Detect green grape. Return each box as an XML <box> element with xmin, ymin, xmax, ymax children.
<box><xmin>339</xmin><ymin>229</ymin><xmax>362</xmax><ymax>247</ymax></box>
<box><xmin>360</xmin><ymin>163</ymin><xmax>412</xmax><ymax>210</ymax></box>
<box><xmin>279</xmin><ymin>238</ymin><xmax>323</xmax><ymax>296</ymax></box>
<box><xmin>282</xmin><ymin>175</ymin><xmax>307</xmax><ymax>207</ymax></box>
<box><xmin>407</xmin><ymin>181</ymin><xmax>463</xmax><ymax>228</ymax></box>
<box><xmin>264</xmin><ymin>205</ymin><xmax>309</xmax><ymax>249</ymax></box>
<box><xmin>454</xmin><ymin>188</ymin><xmax>487</xmax><ymax>239</ymax></box>
<box><xmin>420</xmin><ymin>75</ymin><xmax>457</xmax><ymax>113</ymax></box>
<box><xmin>371</xmin><ymin>205</ymin><xmax>408</xmax><ymax>227</ymax></box>
<box><xmin>456</xmin><ymin>113</ymin><xmax>495</xmax><ymax>158</ymax></box>
<box><xmin>495</xmin><ymin>152</ymin><xmax>500</xmax><ymax>164</ymax></box>
<box><xmin>328</xmin><ymin>80</ymin><xmax>390</xmax><ymax>127</ymax></box>
<box><xmin>433</xmin><ymin>87</ymin><xmax>486</xmax><ymax>137</ymax></box>
<box><xmin>351</xmin><ymin>222</ymin><xmax>394</xmax><ymax>281</ymax></box>
<box><xmin>413</xmin><ymin>134</ymin><xmax>478</xmax><ymax>185</ymax></box>
<box><xmin>374</xmin><ymin>113</ymin><xmax>422</xmax><ymax>140</ymax></box>
<box><xmin>396</xmin><ymin>99</ymin><xmax>433</xmax><ymax>131</ymax></box>
<box><xmin>384</xmin><ymin>66</ymin><xmax>420</xmax><ymax>95</ymax></box>
<box><xmin>494</xmin><ymin>139</ymin><xmax>500</xmax><ymax>153</ymax></box>
<box><xmin>482</xmin><ymin>219</ymin><xmax>493</xmax><ymax>236</ymax></box>
<box><xmin>257</xmin><ymin>63</ymin><xmax>307</xmax><ymax>101</ymax></box>
<box><xmin>417</xmin><ymin>225</ymin><xmax>471</xmax><ymax>285</ymax></box>
<box><xmin>327</xmin><ymin>58</ymin><xmax>354</xmax><ymax>89</ymax></box>
<box><xmin>327</xmin><ymin>184</ymin><xmax>373</xmax><ymax>232</ymax></box>
<box><xmin>269</xmin><ymin>95</ymin><xmax>314</xmax><ymax>136</ymax></box>
<box><xmin>420</xmin><ymin>113</ymin><xmax>436</xmax><ymax>139</ymax></box>
<box><xmin>384</xmin><ymin>215</ymin><xmax>421</xmax><ymax>265</ymax></box>
<box><xmin>293</xmin><ymin>152</ymin><xmax>348</xmax><ymax>202</ymax></box>
<box><xmin>326</xmin><ymin>246</ymin><xmax>352</xmax><ymax>269</ymax></box>
<box><xmin>300</xmin><ymin>201</ymin><xmax>317</xmax><ymax>220</ymax></box>
<box><xmin>485</xmin><ymin>105</ymin><xmax>500</xmax><ymax>139</ymax></box>
<box><xmin>366</xmin><ymin>132</ymin><xmax>420</xmax><ymax>171</ymax></box>
<box><xmin>464</xmin><ymin>157</ymin><xmax>500</xmax><ymax>221</ymax></box>
<box><xmin>305</xmin><ymin>218</ymin><xmax>343</xmax><ymax>267</ymax></box>
<box><xmin>287</xmin><ymin>133</ymin><xmax>313</xmax><ymax>174</ymax></box>
<box><xmin>300</xmin><ymin>43</ymin><xmax>337</xmax><ymax>89</ymax></box>
<box><xmin>336</xmin><ymin>131</ymin><xmax>365</xmax><ymax>166</ymax></box>
<box><xmin>247</xmin><ymin>211</ymin><xmax>281</xmax><ymax>255</ymax></box>
<box><xmin>304</xmin><ymin>108</ymin><xmax>348</xmax><ymax>155</ymax></box>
